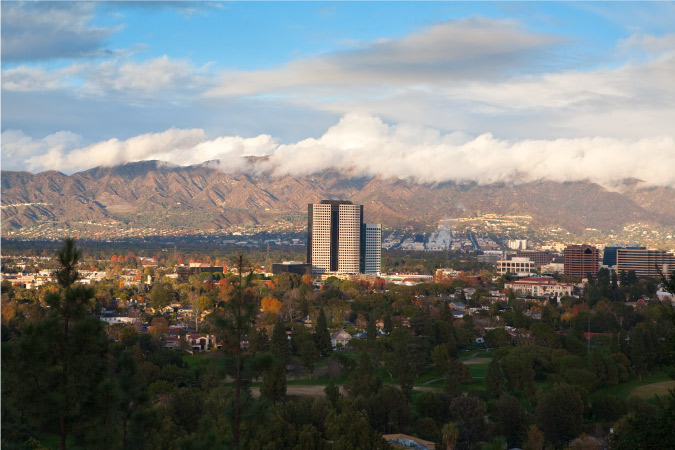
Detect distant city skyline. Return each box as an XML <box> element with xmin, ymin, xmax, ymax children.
<box><xmin>2</xmin><ymin>2</ymin><xmax>674</xmax><ymax>190</ymax></box>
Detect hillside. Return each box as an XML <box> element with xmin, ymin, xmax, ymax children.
<box><xmin>2</xmin><ymin>160</ymin><xmax>674</xmax><ymax>236</ymax></box>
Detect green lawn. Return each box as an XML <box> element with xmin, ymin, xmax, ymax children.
<box><xmin>590</xmin><ymin>372</ymin><xmax>672</xmax><ymax>401</ymax></box>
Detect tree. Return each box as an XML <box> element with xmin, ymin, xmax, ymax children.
<box><xmin>432</xmin><ymin>344</ymin><xmax>451</xmax><ymax>374</ymax></box>
<box><xmin>314</xmin><ymin>308</ymin><xmax>333</xmax><ymax>356</ymax></box>
<box><xmin>212</xmin><ymin>255</ymin><xmax>257</xmax><ymax>450</ymax></box>
<box><xmin>325</xmin><ymin>378</ymin><xmax>341</xmax><ymax>408</ymax></box>
<box><xmin>261</xmin><ymin>297</ymin><xmax>283</xmax><ymax>314</ymax></box>
<box><xmin>261</xmin><ymin>361</ymin><xmax>287</xmax><ymax>402</ymax></box>
<box><xmin>629</xmin><ymin>326</ymin><xmax>647</xmax><ymax>381</ymax></box>
<box><xmin>450</xmin><ymin>395</ymin><xmax>487</xmax><ymax>450</ymax></box>
<box><xmin>485</xmin><ymin>357</ymin><xmax>505</xmax><ymax>399</ymax></box>
<box><xmin>150</xmin><ymin>282</ymin><xmax>173</xmax><ymax>311</ymax></box>
<box><xmin>523</xmin><ymin>425</ymin><xmax>544</xmax><ymax>450</ymax></box>
<box><xmin>536</xmin><ymin>383</ymin><xmax>584</xmax><ymax>446</ymax></box>
<box><xmin>345</xmin><ymin>351</ymin><xmax>381</xmax><ymax>398</ymax></box>
<box><xmin>299</xmin><ymin>338</ymin><xmax>320</xmax><ymax>379</ymax></box>
<box><xmin>442</xmin><ymin>423</ymin><xmax>459</xmax><ymax>450</ymax></box>
<box><xmin>3</xmin><ymin>238</ymin><xmax>108</xmax><ymax>450</ymax></box>
<box><xmin>492</xmin><ymin>393</ymin><xmax>527</xmax><ymax>448</ymax></box>
<box><xmin>271</xmin><ymin>317</ymin><xmax>290</xmax><ymax>367</ymax></box>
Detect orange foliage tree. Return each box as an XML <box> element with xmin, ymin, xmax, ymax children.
<box><xmin>261</xmin><ymin>297</ymin><xmax>283</xmax><ymax>314</ymax></box>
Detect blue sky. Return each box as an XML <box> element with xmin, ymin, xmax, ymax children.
<box><xmin>2</xmin><ymin>1</ymin><xmax>674</xmax><ymax>189</ymax></box>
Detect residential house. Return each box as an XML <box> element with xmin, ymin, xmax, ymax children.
<box><xmin>331</xmin><ymin>330</ymin><xmax>352</xmax><ymax>349</ymax></box>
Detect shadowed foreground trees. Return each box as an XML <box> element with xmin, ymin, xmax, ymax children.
<box><xmin>2</xmin><ymin>238</ymin><xmax>108</xmax><ymax>450</ymax></box>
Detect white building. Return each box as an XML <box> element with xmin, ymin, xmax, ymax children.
<box><xmin>363</xmin><ymin>223</ymin><xmax>382</xmax><ymax>274</ymax></box>
<box><xmin>496</xmin><ymin>257</ymin><xmax>536</xmax><ymax>276</ymax></box>
<box><xmin>508</xmin><ymin>239</ymin><xmax>528</xmax><ymax>250</ymax></box>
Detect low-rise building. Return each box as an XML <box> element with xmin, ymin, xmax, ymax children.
<box><xmin>505</xmin><ymin>277</ymin><xmax>574</xmax><ymax>297</ymax></box>
<box><xmin>496</xmin><ymin>257</ymin><xmax>536</xmax><ymax>276</ymax></box>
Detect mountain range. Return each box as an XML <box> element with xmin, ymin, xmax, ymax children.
<box><xmin>2</xmin><ymin>160</ymin><xmax>674</xmax><ymax>236</ymax></box>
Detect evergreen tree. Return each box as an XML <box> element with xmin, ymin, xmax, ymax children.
<box><xmin>485</xmin><ymin>357</ymin><xmax>505</xmax><ymax>399</ymax></box>
<box><xmin>325</xmin><ymin>378</ymin><xmax>341</xmax><ymax>409</ymax></box>
<box><xmin>345</xmin><ymin>351</ymin><xmax>381</xmax><ymax>398</ymax></box>
<box><xmin>3</xmin><ymin>238</ymin><xmax>108</xmax><ymax>450</ymax></box>
<box><xmin>271</xmin><ymin>317</ymin><xmax>290</xmax><ymax>367</ymax></box>
<box><xmin>315</xmin><ymin>308</ymin><xmax>333</xmax><ymax>356</ymax></box>
<box><xmin>536</xmin><ymin>383</ymin><xmax>584</xmax><ymax>447</ymax></box>
<box><xmin>261</xmin><ymin>362</ymin><xmax>286</xmax><ymax>402</ymax></box>
<box><xmin>630</xmin><ymin>326</ymin><xmax>647</xmax><ymax>380</ymax></box>
<box><xmin>212</xmin><ymin>255</ymin><xmax>257</xmax><ymax>450</ymax></box>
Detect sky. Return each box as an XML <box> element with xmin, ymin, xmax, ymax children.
<box><xmin>2</xmin><ymin>1</ymin><xmax>675</xmax><ymax>190</ymax></box>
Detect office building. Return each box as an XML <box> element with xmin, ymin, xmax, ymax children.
<box><xmin>564</xmin><ymin>245</ymin><xmax>599</xmax><ymax>279</ymax></box>
<box><xmin>272</xmin><ymin>261</ymin><xmax>312</xmax><ymax>276</ymax></box>
<box><xmin>496</xmin><ymin>257</ymin><xmax>535</xmax><ymax>276</ymax></box>
<box><xmin>362</xmin><ymin>223</ymin><xmax>382</xmax><ymax>274</ymax></box>
<box><xmin>516</xmin><ymin>250</ymin><xmax>556</xmax><ymax>266</ymax></box>
<box><xmin>616</xmin><ymin>248</ymin><xmax>675</xmax><ymax>278</ymax></box>
<box><xmin>602</xmin><ymin>245</ymin><xmax>645</xmax><ymax>267</ymax></box>
<box><xmin>309</xmin><ymin>200</ymin><xmax>383</xmax><ymax>275</ymax></box>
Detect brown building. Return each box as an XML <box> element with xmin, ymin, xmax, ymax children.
<box><xmin>564</xmin><ymin>245</ymin><xmax>599</xmax><ymax>279</ymax></box>
<box><xmin>616</xmin><ymin>248</ymin><xmax>675</xmax><ymax>278</ymax></box>
<box><xmin>516</xmin><ymin>250</ymin><xmax>556</xmax><ymax>266</ymax></box>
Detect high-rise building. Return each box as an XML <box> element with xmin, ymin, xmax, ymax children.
<box><xmin>307</xmin><ymin>200</ymin><xmax>380</xmax><ymax>275</ymax></box>
<box><xmin>602</xmin><ymin>245</ymin><xmax>645</xmax><ymax>267</ymax></box>
<box><xmin>564</xmin><ymin>245</ymin><xmax>599</xmax><ymax>279</ymax></box>
<box><xmin>616</xmin><ymin>248</ymin><xmax>675</xmax><ymax>278</ymax></box>
<box><xmin>362</xmin><ymin>223</ymin><xmax>382</xmax><ymax>274</ymax></box>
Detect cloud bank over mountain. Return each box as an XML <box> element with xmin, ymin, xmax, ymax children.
<box><xmin>5</xmin><ymin>113</ymin><xmax>673</xmax><ymax>191</ymax></box>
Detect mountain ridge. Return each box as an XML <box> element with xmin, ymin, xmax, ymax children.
<box><xmin>2</xmin><ymin>160</ymin><xmax>674</xmax><ymax>236</ymax></box>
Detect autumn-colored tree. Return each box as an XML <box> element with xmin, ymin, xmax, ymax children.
<box><xmin>301</xmin><ymin>274</ymin><xmax>312</xmax><ymax>285</ymax></box>
<box><xmin>111</xmin><ymin>254</ymin><xmax>118</xmax><ymax>263</ymax></box>
<box><xmin>261</xmin><ymin>297</ymin><xmax>283</xmax><ymax>314</ymax></box>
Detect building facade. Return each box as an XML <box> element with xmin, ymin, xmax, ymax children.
<box><xmin>616</xmin><ymin>248</ymin><xmax>675</xmax><ymax>278</ymax></box>
<box><xmin>362</xmin><ymin>223</ymin><xmax>382</xmax><ymax>274</ymax></box>
<box><xmin>308</xmin><ymin>200</ymin><xmax>380</xmax><ymax>275</ymax></box>
<box><xmin>516</xmin><ymin>251</ymin><xmax>556</xmax><ymax>266</ymax></box>
<box><xmin>564</xmin><ymin>245</ymin><xmax>599</xmax><ymax>279</ymax></box>
<box><xmin>272</xmin><ymin>261</ymin><xmax>312</xmax><ymax>276</ymax></box>
<box><xmin>496</xmin><ymin>257</ymin><xmax>536</xmax><ymax>276</ymax></box>
<box><xmin>603</xmin><ymin>245</ymin><xmax>646</xmax><ymax>267</ymax></box>
<box><xmin>505</xmin><ymin>277</ymin><xmax>574</xmax><ymax>297</ymax></box>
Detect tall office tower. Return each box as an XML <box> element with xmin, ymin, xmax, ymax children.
<box><xmin>564</xmin><ymin>244</ymin><xmax>599</xmax><ymax>279</ymax></box>
<box><xmin>602</xmin><ymin>245</ymin><xmax>646</xmax><ymax>267</ymax></box>
<box><xmin>616</xmin><ymin>248</ymin><xmax>675</xmax><ymax>278</ymax></box>
<box><xmin>362</xmin><ymin>223</ymin><xmax>382</xmax><ymax>274</ymax></box>
<box><xmin>307</xmin><ymin>200</ymin><xmax>363</xmax><ymax>274</ymax></box>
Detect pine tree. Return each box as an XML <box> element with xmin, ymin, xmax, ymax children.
<box><xmin>271</xmin><ymin>317</ymin><xmax>289</xmax><ymax>367</ymax></box>
<box><xmin>325</xmin><ymin>378</ymin><xmax>341</xmax><ymax>408</ymax></box>
<box><xmin>485</xmin><ymin>357</ymin><xmax>505</xmax><ymax>399</ymax></box>
<box><xmin>315</xmin><ymin>308</ymin><xmax>333</xmax><ymax>356</ymax></box>
<box><xmin>630</xmin><ymin>326</ymin><xmax>647</xmax><ymax>381</ymax></box>
<box><xmin>260</xmin><ymin>362</ymin><xmax>286</xmax><ymax>402</ymax></box>
<box><xmin>212</xmin><ymin>254</ymin><xmax>257</xmax><ymax>450</ymax></box>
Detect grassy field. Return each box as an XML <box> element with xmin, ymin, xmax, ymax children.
<box><xmin>590</xmin><ymin>372</ymin><xmax>671</xmax><ymax>401</ymax></box>
<box><xmin>629</xmin><ymin>380</ymin><xmax>675</xmax><ymax>400</ymax></box>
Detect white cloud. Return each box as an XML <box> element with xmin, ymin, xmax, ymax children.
<box><xmin>11</xmin><ymin>114</ymin><xmax>675</xmax><ymax>190</ymax></box>
<box><xmin>1</xmin><ymin>2</ymin><xmax>117</xmax><ymax>61</ymax></box>
<box><xmin>205</xmin><ymin>18</ymin><xmax>559</xmax><ymax>97</ymax></box>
